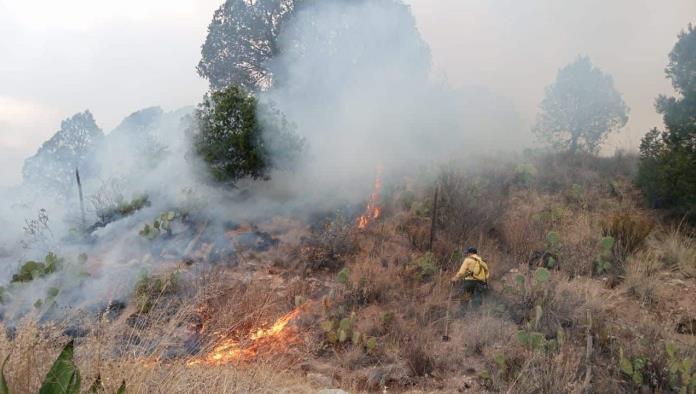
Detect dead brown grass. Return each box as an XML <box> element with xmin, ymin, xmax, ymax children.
<box><xmin>655</xmin><ymin>227</ymin><xmax>696</xmax><ymax>277</ymax></box>
<box><xmin>623</xmin><ymin>249</ymin><xmax>662</xmax><ymax>305</ymax></box>
<box><xmin>99</xmin><ymin>361</ymin><xmax>314</xmax><ymax>394</ymax></box>
<box><xmin>503</xmin><ymin>348</ymin><xmax>584</xmax><ymax>394</ymax></box>
<box><xmin>602</xmin><ymin>211</ymin><xmax>654</xmax><ymax>262</ymax></box>
<box><xmin>446</xmin><ymin>307</ymin><xmax>518</xmax><ymax>359</ymax></box>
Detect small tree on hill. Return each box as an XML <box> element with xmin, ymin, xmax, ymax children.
<box><xmin>638</xmin><ymin>24</ymin><xmax>696</xmax><ymax>215</ymax></box>
<box><xmin>23</xmin><ymin>111</ymin><xmax>104</xmax><ymax>197</ymax></box>
<box><xmin>191</xmin><ymin>86</ymin><xmax>303</xmax><ymax>184</ymax></box>
<box><xmin>533</xmin><ymin>56</ymin><xmax>629</xmax><ymax>153</ymax></box>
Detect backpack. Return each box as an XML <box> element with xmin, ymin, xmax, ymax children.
<box><xmin>468</xmin><ymin>254</ymin><xmax>489</xmax><ymax>283</ymax></box>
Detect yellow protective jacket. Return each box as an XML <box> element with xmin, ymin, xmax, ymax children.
<box><xmin>452</xmin><ymin>254</ymin><xmax>489</xmax><ymax>283</ymax></box>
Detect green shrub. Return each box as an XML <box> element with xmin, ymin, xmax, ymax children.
<box><xmin>516</xmin><ymin>330</ymin><xmax>548</xmax><ymax>352</ymax></box>
<box><xmin>191</xmin><ymin>86</ymin><xmax>303</xmax><ymax>184</ymax></box>
<box><xmin>11</xmin><ymin>252</ymin><xmax>61</xmax><ymax>283</ymax></box>
<box><xmin>95</xmin><ymin>194</ymin><xmax>150</xmax><ymax>225</ymax></box>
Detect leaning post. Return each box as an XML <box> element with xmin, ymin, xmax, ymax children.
<box><xmin>75</xmin><ymin>167</ymin><xmax>86</xmax><ymax>230</ymax></box>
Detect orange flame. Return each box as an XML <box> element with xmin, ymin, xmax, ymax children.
<box><xmin>357</xmin><ymin>165</ymin><xmax>384</xmax><ymax>230</ymax></box>
<box><xmin>188</xmin><ymin>308</ymin><xmax>302</xmax><ymax>366</ymax></box>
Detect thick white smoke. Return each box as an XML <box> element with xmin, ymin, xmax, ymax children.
<box><xmin>260</xmin><ymin>0</ymin><xmax>525</xmax><ymax>204</ymax></box>
<box><xmin>0</xmin><ymin>0</ymin><xmax>526</xmax><ymax>323</ymax></box>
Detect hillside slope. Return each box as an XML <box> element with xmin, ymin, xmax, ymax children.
<box><xmin>1</xmin><ymin>152</ymin><xmax>695</xmax><ymax>393</ymax></box>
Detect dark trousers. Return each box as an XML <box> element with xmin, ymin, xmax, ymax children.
<box><xmin>453</xmin><ymin>280</ymin><xmax>487</xmax><ymax>309</ymax></box>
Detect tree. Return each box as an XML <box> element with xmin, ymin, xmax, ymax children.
<box><xmin>104</xmin><ymin>106</ymin><xmax>169</xmax><ymax>172</ymax></box>
<box><xmin>198</xmin><ymin>0</ymin><xmax>429</xmax><ymax>93</ymax></box>
<box><xmin>23</xmin><ymin>111</ymin><xmax>104</xmax><ymax>197</ymax></box>
<box><xmin>533</xmin><ymin>56</ymin><xmax>629</xmax><ymax>153</ymax></box>
<box><xmin>197</xmin><ymin>0</ymin><xmax>297</xmax><ymax>92</ymax></box>
<box><xmin>637</xmin><ymin>24</ymin><xmax>696</xmax><ymax>215</ymax></box>
<box><xmin>191</xmin><ymin>86</ymin><xmax>303</xmax><ymax>184</ymax></box>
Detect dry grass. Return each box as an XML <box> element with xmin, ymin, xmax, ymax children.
<box><xmin>99</xmin><ymin>362</ymin><xmax>314</xmax><ymax>394</ymax></box>
<box><xmin>655</xmin><ymin>228</ymin><xmax>696</xmax><ymax>277</ymax></box>
<box><xmin>601</xmin><ymin>211</ymin><xmax>654</xmax><ymax>263</ymax></box>
<box><xmin>400</xmin><ymin>335</ymin><xmax>435</xmax><ymax>378</ymax></box>
<box><xmin>498</xmin><ymin>191</ymin><xmax>549</xmax><ymax>264</ymax></box>
<box><xmin>446</xmin><ymin>307</ymin><xmax>518</xmax><ymax>359</ymax></box>
<box><xmin>274</xmin><ymin>153</ymin><xmax>694</xmax><ymax>392</ymax></box>
<box><xmin>556</xmin><ymin>212</ymin><xmax>598</xmax><ymax>276</ymax></box>
<box><xmin>343</xmin><ymin>257</ymin><xmax>398</xmax><ymax>306</ymax></box>
<box><xmin>503</xmin><ymin>348</ymin><xmax>584</xmax><ymax>394</ymax></box>
<box><xmin>429</xmin><ymin>152</ymin><xmax>647</xmax><ymax>279</ymax></box>
<box><xmin>623</xmin><ymin>249</ymin><xmax>663</xmax><ymax>305</ymax></box>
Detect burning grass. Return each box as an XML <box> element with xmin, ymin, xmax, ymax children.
<box><xmin>2</xmin><ymin>336</ymin><xmax>314</xmax><ymax>394</ymax></box>
<box><xmin>189</xmin><ymin>307</ymin><xmax>302</xmax><ymax>365</ymax></box>
<box><xmin>356</xmin><ymin>165</ymin><xmax>384</xmax><ymax>230</ymax></box>
<box><xmin>0</xmin><ymin>272</ymin><xmax>316</xmax><ymax>393</ymax></box>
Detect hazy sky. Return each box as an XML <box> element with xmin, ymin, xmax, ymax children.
<box><xmin>0</xmin><ymin>0</ymin><xmax>694</xmax><ymax>186</ymax></box>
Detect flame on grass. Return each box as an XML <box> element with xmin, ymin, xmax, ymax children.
<box><xmin>188</xmin><ymin>308</ymin><xmax>302</xmax><ymax>366</ymax></box>
<box><xmin>357</xmin><ymin>165</ymin><xmax>384</xmax><ymax>230</ymax></box>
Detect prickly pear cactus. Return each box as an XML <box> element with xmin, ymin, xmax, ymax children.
<box><xmin>595</xmin><ymin>236</ymin><xmax>615</xmax><ymax>275</ymax></box>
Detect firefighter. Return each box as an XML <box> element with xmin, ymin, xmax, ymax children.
<box><xmin>451</xmin><ymin>246</ymin><xmax>489</xmax><ymax>307</ymax></box>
